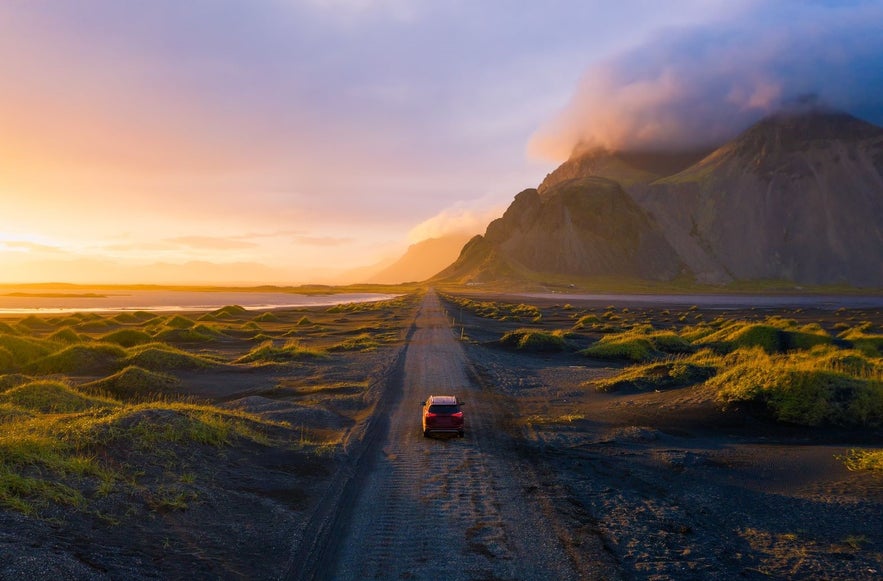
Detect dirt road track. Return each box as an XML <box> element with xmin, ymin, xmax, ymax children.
<box><xmin>290</xmin><ymin>291</ymin><xmax>587</xmax><ymax>580</ymax></box>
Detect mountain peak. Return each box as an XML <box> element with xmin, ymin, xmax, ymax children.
<box><xmin>730</xmin><ymin>109</ymin><xmax>882</xmax><ymax>154</ymax></box>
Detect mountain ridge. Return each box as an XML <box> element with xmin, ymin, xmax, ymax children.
<box><xmin>436</xmin><ymin>110</ymin><xmax>883</xmax><ymax>287</ymax></box>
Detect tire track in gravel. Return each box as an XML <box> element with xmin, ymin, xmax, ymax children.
<box><xmin>316</xmin><ymin>291</ymin><xmax>579</xmax><ymax>580</ymax></box>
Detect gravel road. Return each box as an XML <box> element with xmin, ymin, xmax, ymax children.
<box><xmin>302</xmin><ymin>291</ymin><xmax>583</xmax><ymax>580</ymax></box>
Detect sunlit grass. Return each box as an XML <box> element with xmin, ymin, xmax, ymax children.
<box><xmin>81</xmin><ymin>366</ymin><xmax>181</xmax><ymax>401</ymax></box>
<box><xmin>27</xmin><ymin>342</ymin><xmax>128</xmax><ymax>374</ymax></box>
<box><xmin>500</xmin><ymin>328</ymin><xmax>569</xmax><ymax>352</ymax></box>
<box><xmin>236</xmin><ymin>339</ymin><xmax>326</xmax><ymax>364</ymax></box>
<box><xmin>839</xmin><ymin>448</ymin><xmax>883</xmax><ymax>472</ymax></box>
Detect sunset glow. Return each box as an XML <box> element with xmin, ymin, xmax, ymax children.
<box><xmin>2</xmin><ymin>1</ymin><xmax>878</xmax><ymax>285</ymax></box>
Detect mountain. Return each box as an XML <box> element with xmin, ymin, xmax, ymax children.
<box><xmin>635</xmin><ymin>110</ymin><xmax>883</xmax><ymax>285</ymax></box>
<box><xmin>367</xmin><ymin>233</ymin><xmax>474</xmax><ymax>283</ymax></box>
<box><xmin>537</xmin><ymin>148</ymin><xmax>710</xmax><ymax>192</ymax></box>
<box><xmin>437</xmin><ymin>109</ymin><xmax>883</xmax><ymax>287</ymax></box>
<box><xmin>434</xmin><ymin>177</ymin><xmax>683</xmax><ymax>283</ymax></box>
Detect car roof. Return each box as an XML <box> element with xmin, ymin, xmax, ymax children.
<box><xmin>428</xmin><ymin>395</ymin><xmax>458</xmax><ymax>405</ymax></box>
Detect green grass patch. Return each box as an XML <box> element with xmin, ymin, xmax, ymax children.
<box><xmin>162</xmin><ymin>315</ymin><xmax>195</xmax><ymax>329</ymax></box>
<box><xmin>81</xmin><ymin>366</ymin><xmax>181</xmax><ymax>401</ymax></box>
<box><xmin>27</xmin><ymin>342</ymin><xmax>127</xmax><ymax>374</ymax></box>
<box><xmin>593</xmin><ymin>359</ymin><xmax>715</xmax><ymax>392</ymax></box>
<box><xmin>236</xmin><ymin>340</ymin><xmax>326</xmax><ymax>364</ymax></box>
<box><xmin>101</xmin><ymin>328</ymin><xmax>154</xmax><ymax>347</ymax></box>
<box><xmin>0</xmin><ymin>322</ymin><xmax>18</xmax><ymax>335</ymax></box>
<box><xmin>253</xmin><ymin>312</ymin><xmax>280</xmax><ymax>322</ymax></box>
<box><xmin>209</xmin><ymin>305</ymin><xmax>249</xmax><ymax>319</ymax></box>
<box><xmin>328</xmin><ymin>334</ymin><xmax>381</xmax><ymax>352</ymax></box>
<box><xmin>0</xmin><ymin>334</ymin><xmax>54</xmax><ymax>367</ymax></box>
<box><xmin>0</xmin><ymin>374</ymin><xmax>32</xmax><ymax>391</ymax></box>
<box><xmin>581</xmin><ymin>326</ymin><xmax>693</xmax><ymax>362</ymax></box>
<box><xmin>500</xmin><ymin>328</ymin><xmax>568</xmax><ymax>352</ymax></box>
<box><xmin>47</xmin><ymin>327</ymin><xmax>83</xmax><ymax>344</ymax></box>
<box><xmin>125</xmin><ymin>343</ymin><xmax>220</xmax><ymax>371</ymax></box>
<box><xmin>692</xmin><ymin>319</ymin><xmax>832</xmax><ymax>354</ymax></box>
<box><xmin>840</xmin><ymin>448</ymin><xmax>883</xmax><ymax>472</ymax></box>
<box><xmin>711</xmin><ymin>348</ymin><xmax>883</xmax><ymax>426</ymax></box>
<box><xmin>0</xmin><ymin>380</ymin><xmax>119</xmax><ymax>413</ymax></box>
<box><xmin>439</xmin><ymin>293</ymin><xmax>541</xmax><ymax>322</ymax></box>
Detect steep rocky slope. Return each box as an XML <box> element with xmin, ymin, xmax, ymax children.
<box><xmin>636</xmin><ymin>111</ymin><xmax>883</xmax><ymax>285</ymax></box>
<box><xmin>437</xmin><ymin>110</ymin><xmax>883</xmax><ymax>287</ymax></box>
<box><xmin>435</xmin><ymin>177</ymin><xmax>683</xmax><ymax>283</ymax></box>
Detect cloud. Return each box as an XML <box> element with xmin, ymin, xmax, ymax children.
<box><xmin>166</xmin><ymin>236</ymin><xmax>258</xmax><ymax>250</ymax></box>
<box><xmin>408</xmin><ymin>202</ymin><xmax>506</xmax><ymax>243</ymax></box>
<box><xmin>0</xmin><ymin>240</ymin><xmax>67</xmax><ymax>254</ymax></box>
<box><xmin>529</xmin><ymin>1</ymin><xmax>883</xmax><ymax>159</ymax></box>
<box><xmin>292</xmin><ymin>235</ymin><xmax>352</xmax><ymax>247</ymax></box>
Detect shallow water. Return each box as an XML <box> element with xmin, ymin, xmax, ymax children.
<box><xmin>0</xmin><ymin>290</ymin><xmax>399</xmax><ymax>314</ymax></box>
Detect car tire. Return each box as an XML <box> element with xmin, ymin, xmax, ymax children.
<box><xmin>423</xmin><ymin>430</ymin><xmax>430</xmax><ymax>438</ymax></box>
<box><xmin>458</xmin><ymin>431</ymin><xmax>465</xmax><ymax>438</ymax></box>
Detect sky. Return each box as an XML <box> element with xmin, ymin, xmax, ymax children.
<box><xmin>1</xmin><ymin>0</ymin><xmax>880</xmax><ymax>285</ymax></box>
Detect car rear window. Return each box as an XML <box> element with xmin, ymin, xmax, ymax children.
<box><xmin>428</xmin><ymin>404</ymin><xmax>459</xmax><ymax>414</ymax></box>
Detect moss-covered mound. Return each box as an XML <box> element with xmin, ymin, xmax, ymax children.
<box><xmin>0</xmin><ymin>374</ymin><xmax>32</xmax><ymax>391</ymax></box>
<box><xmin>27</xmin><ymin>343</ymin><xmax>127</xmax><ymax>374</ymax></box>
<box><xmin>0</xmin><ymin>335</ymin><xmax>54</xmax><ymax>367</ymax></box>
<box><xmin>236</xmin><ymin>340</ymin><xmax>325</xmax><ymax>364</ymax></box>
<box><xmin>500</xmin><ymin>328</ymin><xmax>568</xmax><ymax>352</ymax></box>
<box><xmin>0</xmin><ymin>381</ymin><xmax>118</xmax><ymax>413</ymax></box>
<box><xmin>125</xmin><ymin>343</ymin><xmax>220</xmax><ymax>371</ymax></box>
<box><xmin>594</xmin><ymin>360</ymin><xmax>716</xmax><ymax>392</ymax></box>
<box><xmin>0</xmin><ymin>402</ymin><xmax>34</xmax><ymax>423</ymax></box>
<box><xmin>253</xmin><ymin>312</ymin><xmax>280</xmax><ymax>323</ymax></box>
<box><xmin>209</xmin><ymin>305</ymin><xmax>249</xmax><ymax>319</ymax></box>
<box><xmin>101</xmin><ymin>328</ymin><xmax>154</xmax><ymax>347</ymax></box>
<box><xmin>711</xmin><ymin>349</ymin><xmax>883</xmax><ymax>426</ymax></box>
<box><xmin>162</xmin><ymin>315</ymin><xmax>195</xmax><ymax>330</ymax></box>
<box><xmin>328</xmin><ymin>334</ymin><xmax>380</xmax><ymax>352</ymax></box>
<box><xmin>47</xmin><ymin>327</ymin><xmax>82</xmax><ymax>345</ymax></box>
<box><xmin>82</xmin><ymin>366</ymin><xmax>181</xmax><ymax>400</ymax></box>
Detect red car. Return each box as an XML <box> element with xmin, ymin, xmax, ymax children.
<box><xmin>421</xmin><ymin>395</ymin><xmax>465</xmax><ymax>438</ymax></box>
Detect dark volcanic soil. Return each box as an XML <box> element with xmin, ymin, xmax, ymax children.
<box><xmin>2</xmin><ymin>291</ymin><xmax>881</xmax><ymax>579</ymax></box>
<box><xmin>452</xmin><ymin>292</ymin><xmax>883</xmax><ymax>580</ymax></box>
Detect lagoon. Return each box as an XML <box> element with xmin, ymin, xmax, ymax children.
<box><xmin>0</xmin><ymin>290</ymin><xmax>398</xmax><ymax>315</ymax></box>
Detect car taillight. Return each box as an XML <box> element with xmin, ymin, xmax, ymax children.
<box><xmin>425</xmin><ymin>412</ymin><xmax>437</xmax><ymax>418</ymax></box>
<box><xmin>452</xmin><ymin>412</ymin><xmax>463</xmax><ymax>418</ymax></box>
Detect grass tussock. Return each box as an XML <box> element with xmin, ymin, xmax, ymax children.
<box><xmin>0</xmin><ymin>374</ymin><xmax>32</xmax><ymax>391</ymax></box>
<box><xmin>328</xmin><ymin>334</ymin><xmax>381</xmax><ymax>352</ymax></box>
<box><xmin>689</xmin><ymin>318</ymin><xmax>832</xmax><ymax>353</ymax></box>
<box><xmin>209</xmin><ymin>305</ymin><xmax>249</xmax><ymax>319</ymax></box>
<box><xmin>81</xmin><ymin>366</ymin><xmax>181</xmax><ymax>400</ymax></box>
<box><xmin>594</xmin><ymin>358</ymin><xmax>716</xmax><ymax>392</ymax></box>
<box><xmin>0</xmin><ymin>322</ymin><xmax>18</xmax><ymax>335</ymax></box>
<box><xmin>439</xmin><ymin>293</ymin><xmax>541</xmax><ymax>322</ymax></box>
<box><xmin>47</xmin><ymin>327</ymin><xmax>83</xmax><ymax>344</ymax></box>
<box><xmin>0</xmin><ymin>334</ymin><xmax>54</xmax><ymax>367</ymax></box>
<box><xmin>710</xmin><ymin>347</ymin><xmax>883</xmax><ymax>426</ymax></box>
<box><xmin>840</xmin><ymin>448</ymin><xmax>883</xmax><ymax>472</ymax></box>
<box><xmin>236</xmin><ymin>340</ymin><xmax>326</xmax><ymax>364</ymax></box>
<box><xmin>153</xmin><ymin>324</ymin><xmax>224</xmax><ymax>343</ymax></box>
<box><xmin>101</xmin><ymin>328</ymin><xmax>153</xmax><ymax>347</ymax></box>
<box><xmin>27</xmin><ymin>343</ymin><xmax>127</xmax><ymax>374</ymax></box>
<box><xmin>125</xmin><ymin>343</ymin><xmax>221</xmax><ymax>371</ymax></box>
<box><xmin>0</xmin><ymin>380</ymin><xmax>118</xmax><ymax>413</ymax></box>
<box><xmin>253</xmin><ymin>312</ymin><xmax>280</xmax><ymax>322</ymax></box>
<box><xmin>162</xmin><ymin>315</ymin><xmax>195</xmax><ymax>330</ymax></box>
<box><xmin>582</xmin><ymin>326</ymin><xmax>693</xmax><ymax>362</ymax></box>
<box><xmin>500</xmin><ymin>328</ymin><xmax>568</xmax><ymax>352</ymax></box>
<box><xmin>0</xmin><ymin>400</ymin><xmax>287</xmax><ymax>515</ymax></box>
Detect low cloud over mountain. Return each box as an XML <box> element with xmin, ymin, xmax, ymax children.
<box><xmin>529</xmin><ymin>1</ymin><xmax>883</xmax><ymax>160</ymax></box>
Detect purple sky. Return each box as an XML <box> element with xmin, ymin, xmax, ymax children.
<box><xmin>0</xmin><ymin>1</ymin><xmax>879</xmax><ymax>284</ymax></box>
